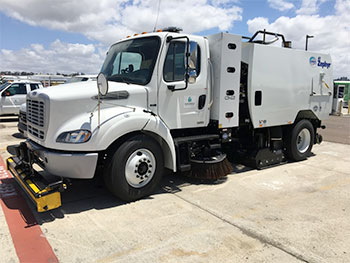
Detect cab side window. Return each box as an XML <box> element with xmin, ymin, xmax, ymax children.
<box><xmin>30</xmin><ymin>84</ymin><xmax>40</xmax><ymax>91</ymax></box>
<box><xmin>163</xmin><ymin>42</ymin><xmax>186</xmax><ymax>82</ymax></box>
<box><xmin>163</xmin><ymin>41</ymin><xmax>201</xmax><ymax>82</ymax></box>
<box><xmin>6</xmin><ymin>84</ymin><xmax>27</xmax><ymax>95</ymax></box>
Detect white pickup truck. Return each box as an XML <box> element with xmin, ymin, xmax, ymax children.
<box><xmin>0</xmin><ymin>80</ymin><xmax>43</xmax><ymax>116</ymax></box>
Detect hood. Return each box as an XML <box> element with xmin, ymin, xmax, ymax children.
<box><xmin>30</xmin><ymin>81</ymin><xmax>148</xmax><ymax>112</ymax></box>
<box><xmin>26</xmin><ymin>81</ymin><xmax>148</xmax><ymax>144</ymax></box>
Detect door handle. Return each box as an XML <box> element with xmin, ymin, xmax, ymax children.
<box><xmin>198</xmin><ymin>95</ymin><xmax>206</xmax><ymax>109</ymax></box>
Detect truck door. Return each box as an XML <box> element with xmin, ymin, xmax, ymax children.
<box><xmin>157</xmin><ymin>37</ymin><xmax>209</xmax><ymax>129</ymax></box>
<box><xmin>0</xmin><ymin>83</ymin><xmax>28</xmax><ymax>114</ymax></box>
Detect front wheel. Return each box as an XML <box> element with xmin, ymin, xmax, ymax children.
<box><xmin>286</xmin><ymin>119</ymin><xmax>315</xmax><ymax>161</ymax></box>
<box><xmin>104</xmin><ymin>135</ymin><xmax>164</xmax><ymax>201</ymax></box>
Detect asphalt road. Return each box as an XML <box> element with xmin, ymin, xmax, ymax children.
<box><xmin>319</xmin><ymin>115</ymin><xmax>350</xmax><ymax>144</ymax></box>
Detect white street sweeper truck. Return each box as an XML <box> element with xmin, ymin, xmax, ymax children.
<box><xmin>7</xmin><ymin>28</ymin><xmax>333</xmax><ymax>212</ymax></box>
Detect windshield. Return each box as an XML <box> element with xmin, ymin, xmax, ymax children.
<box><xmin>0</xmin><ymin>82</ymin><xmax>10</xmax><ymax>92</ymax></box>
<box><xmin>100</xmin><ymin>36</ymin><xmax>161</xmax><ymax>85</ymax></box>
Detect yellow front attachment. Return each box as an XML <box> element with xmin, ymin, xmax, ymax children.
<box><xmin>7</xmin><ymin>157</ymin><xmax>62</xmax><ymax>212</ymax></box>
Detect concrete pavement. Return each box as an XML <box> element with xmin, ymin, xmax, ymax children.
<box><xmin>0</xmin><ymin>115</ymin><xmax>350</xmax><ymax>262</ymax></box>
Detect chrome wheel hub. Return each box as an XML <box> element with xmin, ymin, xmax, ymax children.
<box><xmin>125</xmin><ymin>148</ymin><xmax>156</xmax><ymax>188</ymax></box>
<box><xmin>296</xmin><ymin>128</ymin><xmax>311</xmax><ymax>154</ymax></box>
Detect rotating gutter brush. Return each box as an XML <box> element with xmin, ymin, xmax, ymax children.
<box><xmin>184</xmin><ymin>151</ymin><xmax>233</xmax><ymax>180</ymax></box>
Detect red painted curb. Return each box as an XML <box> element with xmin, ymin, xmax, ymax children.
<box><xmin>0</xmin><ymin>156</ymin><xmax>59</xmax><ymax>263</ymax></box>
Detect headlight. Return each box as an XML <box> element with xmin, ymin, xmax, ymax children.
<box><xmin>56</xmin><ymin>129</ymin><xmax>92</xmax><ymax>143</ymax></box>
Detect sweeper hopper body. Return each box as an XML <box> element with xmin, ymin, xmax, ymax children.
<box><xmin>208</xmin><ymin>32</ymin><xmax>332</xmax><ymax>129</ymax></box>
<box><xmin>7</xmin><ymin>29</ymin><xmax>333</xmax><ymax>211</ymax></box>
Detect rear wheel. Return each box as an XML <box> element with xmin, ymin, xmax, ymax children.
<box><xmin>286</xmin><ymin>120</ymin><xmax>315</xmax><ymax>161</ymax></box>
<box><xmin>104</xmin><ymin>135</ymin><xmax>164</xmax><ymax>201</ymax></box>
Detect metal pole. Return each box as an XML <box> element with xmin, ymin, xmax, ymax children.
<box><xmin>263</xmin><ymin>29</ymin><xmax>266</xmax><ymax>44</ymax></box>
<box><xmin>305</xmin><ymin>35</ymin><xmax>314</xmax><ymax>51</ymax></box>
<box><xmin>98</xmin><ymin>92</ymin><xmax>100</xmax><ymax>128</ymax></box>
<box><xmin>348</xmin><ymin>84</ymin><xmax>350</xmax><ymax>115</ymax></box>
<box><xmin>305</xmin><ymin>36</ymin><xmax>308</xmax><ymax>51</ymax></box>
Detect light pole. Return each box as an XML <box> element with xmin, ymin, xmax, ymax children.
<box><xmin>305</xmin><ymin>35</ymin><xmax>314</xmax><ymax>51</ymax></box>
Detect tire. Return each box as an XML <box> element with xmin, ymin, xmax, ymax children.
<box><xmin>286</xmin><ymin>119</ymin><xmax>315</xmax><ymax>161</ymax></box>
<box><xmin>104</xmin><ymin>135</ymin><xmax>164</xmax><ymax>202</ymax></box>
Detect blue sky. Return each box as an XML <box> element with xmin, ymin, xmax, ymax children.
<box><xmin>0</xmin><ymin>13</ymin><xmax>96</xmax><ymax>50</ymax></box>
<box><xmin>0</xmin><ymin>0</ymin><xmax>335</xmax><ymax>50</ymax></box>
<box><xmin>0</xmin><ymin>0</ymin><xmax>348</xmax><ymax>77</ymax></box>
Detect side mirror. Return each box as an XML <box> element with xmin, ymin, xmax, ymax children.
<box><xmin>97</xmin><ymin>72</ymin><xmax>109</xmax><ymax>96</ymax></box>
<box><xmin>186</xmin><ymin>41</ymin><xmax>198</xmax><ymax>84</ymax></box>
<box><xmin>2</xmin><ymin>91</ymin><xmax>10</xmax><ymax>97</ymax></box>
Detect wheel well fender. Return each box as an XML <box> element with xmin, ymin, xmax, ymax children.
<box><xmin>294</xmin><ymin>110</ymin><xmax>321</xmax><ymax>129</ymax></box>
<box><xmin>142</xmin><ymin>116</ymin><xmax>176</xmax><ymax>172</ymax></box>
<box><xmin>96</xmin><ymin>110</ymin><xmax>150</xmax><ymax>151</ymax></box>
<box><xmin>103</xmin><ymin>117</ymin><xmax>176</xmax><ymax>172</ymax></box>
<box><xmin>295</xmin><ymin>110</ymin><xmax>319</xmax><ymax>122</ymax></box>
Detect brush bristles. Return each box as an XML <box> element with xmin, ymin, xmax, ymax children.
<box><xmin>183</xmin><ymin>158</ymin><xmax>233</xmax><ymax>180</ymax></box>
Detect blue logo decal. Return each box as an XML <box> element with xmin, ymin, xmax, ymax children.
<box><xmin>317</xmin><ymin>57</ymin><xmax>331</xmax><ymax>69</ymax></box>
<box><xmin>188</xmin><ymin>97</ymin><xmax>192</xmax><ymax>102</ymax></box>
<box><xmin>309</xmin><ymin>57</ymin><xmax>316</xmax><ymax>66</ymax></box>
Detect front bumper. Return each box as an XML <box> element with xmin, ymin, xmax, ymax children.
<box><xmin>18</xmin><ymin>121</ymin><xmax>27</xmax><ymax>136</ymax></box>
<box><xmin>6</xmin><ymin>140</ymin><xmax>98</xmax><ymax>212</ymax></box>
<box><xmin>19</xmin><ymin>140</ymin><xmax>98</xmax><ymax>179</ymax></box>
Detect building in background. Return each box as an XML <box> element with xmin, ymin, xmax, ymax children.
<box><xmin>333</xmin><ymin>80</ymin><xmax>350</xmax><ymax>110</ymax></box>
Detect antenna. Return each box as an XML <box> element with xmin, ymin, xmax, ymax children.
<box><xmin>153</xmin><ymin>0</ymin><xmax>161</xmax><ymax>32</ymax></box>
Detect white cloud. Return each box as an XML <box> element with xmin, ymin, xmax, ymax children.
<box><xmin>0</xmin><ymin>0</ymin><xmax>242</xmax><ymax>45</ymax></box>
<box><xmin>267</xmin><ymin>0</ymin><xmax>295</xmax><ymax>11</ymax></box>
<box><xmin>296</xmin><ymin>0</ymin><xmax>330</xmax><ymax>15</ymax></box>
<box><xmin>247</xmin><ymin>0</ymin><xmax>350</xmax><ymax>77</ymax></box>
<box><xmin>0</xmin><ymin>40</ymin><xmax>104</xmax><ymax>74</ymax></box>
<box><xmin>0</xmin><ymin>0</ymin><xmax>243</xmax><ymax>73</ymax></box>
<box><xmin>0</xmin><ymin>0</ymin><xmax>242</xmax><ymax>73</ymax></box>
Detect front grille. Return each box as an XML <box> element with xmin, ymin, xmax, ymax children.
<box><xmin>27</xmin><ymin>126</ymin><xmax>45</xmax><ymax>139</ymax></box>
<box><xmin>27</xmin><ymin>99</ymin><xmax>45</xmax><ymax>140</ymax></box>
<box><xmin>27</xmin><ymin>100</ymin><xmax>44</xmax><ymax>127</ymax></box>
<box><xmin>19</xmin><ymin>111</ymin><xmax>27</xmax><ymax>124</ymax></box>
